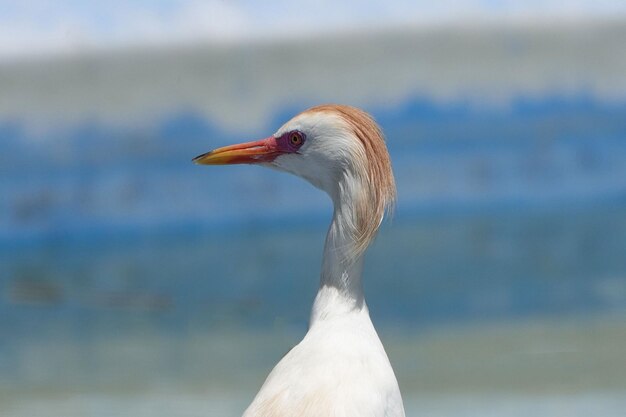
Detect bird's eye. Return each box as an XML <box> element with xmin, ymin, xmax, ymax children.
<box><xmin>289</xmin><ymin>132</ymin><xmax>302</xmax><ymax>146</ymax></box>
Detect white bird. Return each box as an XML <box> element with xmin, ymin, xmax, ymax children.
<box><xmin>194</xmin><ymin>104</ymin><xmax>404</xmax><ymax>417</ymax></box>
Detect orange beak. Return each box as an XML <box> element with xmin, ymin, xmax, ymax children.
<box><xmin>193</xmin><ymin>136</ymin><xmax>280</xmax><ymax>165</ymax></box>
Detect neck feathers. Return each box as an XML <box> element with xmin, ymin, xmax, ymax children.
<box><xmin>303</xmin><ymin>104</ymin><xmax>396</xmax><ymax>258</ymax></box>
<box><xmin>305</xmin><ymin>105</ymin><xmax>396</xmax><ymax>324</ymax></box>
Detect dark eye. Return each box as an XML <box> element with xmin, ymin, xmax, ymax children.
<box><xmin>289</xmin><ymin>132</ymin><xmax>302</xmax><ymax>146</ymax></box>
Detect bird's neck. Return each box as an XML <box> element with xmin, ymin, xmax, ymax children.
<box><xmin>310</xmin><ymin>181</ymin><xmax>369</xmax><ymax>326</ymax></box>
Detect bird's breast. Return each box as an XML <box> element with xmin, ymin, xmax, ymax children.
<box><xmin>243</xmin><ymin>313</ymin><xmax>404</xmax><ymax>417</ymax></box>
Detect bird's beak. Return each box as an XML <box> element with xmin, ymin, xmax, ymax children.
<box><xmin>193</xmin><ymin>136</ymin><xmax>280</xmax><ymax>165</ymax></box>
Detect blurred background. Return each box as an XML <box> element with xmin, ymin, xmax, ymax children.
<box><xmin>1</xmin><ymin>1</ymin><xmax>626</xmax><ymax>416</ymax></box>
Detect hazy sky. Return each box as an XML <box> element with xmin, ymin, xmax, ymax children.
<box><xmin>1</xmin><ymin>1</ymin><xmax>625</xmax><ymax>58</ymax></box>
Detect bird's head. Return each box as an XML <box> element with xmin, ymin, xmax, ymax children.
<box><xmin>194</xmin><ymin>104</ymin><xmax>396</xmax><ymax>255</ymax></box>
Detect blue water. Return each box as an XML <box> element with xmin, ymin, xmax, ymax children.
<box><xmin>1</xmin><ymin>95</ymin><xmax>626</xmax><ymax>327</ymax></box>
<box><xmin>2</xmin><ymin>95</ymin><xmax>626</xmax><ymax>245</ymax></box>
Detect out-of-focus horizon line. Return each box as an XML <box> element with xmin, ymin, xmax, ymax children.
<box><xmin>0</xmin><ymin>12</ymin><xmax>625</xmax><ymax>62</ymax></box>
<box><xmin>1</xmin><ymin>18</ymin><xmax>625</xmax><ymax>133</ymax></box>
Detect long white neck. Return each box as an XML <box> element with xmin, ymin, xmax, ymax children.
<box><xmin>310</xmin><ymin>175</ymin><xmax>369</xmax><ymax>326</ymax></box>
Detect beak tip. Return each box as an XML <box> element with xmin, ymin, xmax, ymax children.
<box><xmin>192</xmin><ymin>152</ymin><xmax>210</xmax><ymax>165</ymax></box>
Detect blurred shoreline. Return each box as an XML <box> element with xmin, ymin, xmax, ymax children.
<box><xmin>1</xmin><ymin>19</ymin><xmax>625</xmax><ymax>131</ymax></box>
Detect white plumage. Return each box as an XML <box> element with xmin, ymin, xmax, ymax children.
<box><xmin>194</xmin><ymin>104</ymin><xmax>404</xmax><ymax>417</ymax></box>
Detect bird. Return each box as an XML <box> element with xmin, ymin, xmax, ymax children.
<box><xmin>193</xmin><ymin>104</ymin><xmax>404</xmax><ymax>417</ymax></box>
